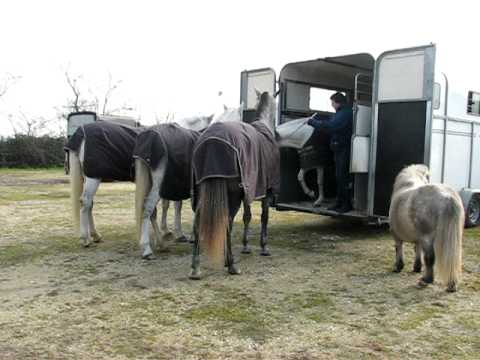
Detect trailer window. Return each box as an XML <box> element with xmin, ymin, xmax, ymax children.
<box><xmin>310</xmin><ymin>88</ymin><xmax>343</xmax><ymax>112</ymax></box>
<box><xmin>467</xmin><ymin>91</ymin><xmax>480</xmax><ymax>116</ymax></box>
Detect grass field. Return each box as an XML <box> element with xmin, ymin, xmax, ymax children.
<box><xmin>1</xmin><ymin>168</ymin><xmax>479</xmax><ymax>359</ymax></box>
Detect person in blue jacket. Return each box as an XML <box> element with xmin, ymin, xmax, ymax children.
<box><xmin>307</xmin><ymin>92</ymin><xmax>353</xmax><ymax>213</ymax></box>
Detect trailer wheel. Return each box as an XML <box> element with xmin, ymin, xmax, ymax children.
<box><xmin>465</xmin><ymin>195</ymin><xmax>480</xmax><ymax>228</ymax></box>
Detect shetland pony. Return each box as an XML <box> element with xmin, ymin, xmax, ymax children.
<box><xmin>390</xmin><ymin>164</ymin><xmax>464</xmax><ymax>292</ymax></box>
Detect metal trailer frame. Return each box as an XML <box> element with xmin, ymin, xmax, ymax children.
<box><xmin>240</xmin><ymin>43</ymin><xmax>480</xmax><ymax>227</ymax></box>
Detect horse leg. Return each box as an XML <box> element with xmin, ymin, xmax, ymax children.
<box><xmin>298</xmin><ymin>169</ymin><xmax>315</xmax><ymax>199</ymax></box>
<box><xmin>160</xmin><ymin>199</ymin><xmax>172</xmax><ymax>236</ymax></box>
<box><xmin>392</xmin><ymin>233</ymin><xmax>404</xmax><ymax>272</ymax></box>
<box><xmin>227</xmin><ymin>218</ymin><xmax>240</xmax><ymax>275</ymax></box>
<box><xmin>241</xmin><ymin>201</ymin><xmax>252</xmax><ymax>254</ymax></box>
<box><xmin>88</xmin><ymin>190</ymin><xmax>102</xmax><ymax>243</ymax></box>
<box><xmin>80</xmin><ymin>177</ymin><xmax>101</xmax><ymax>247</ymax></box>
<box><xmin>189</xmin><ymin>210</ymin><xmax>202</xmax><ymax>280</ymax></box>
<box><xmin>226</xmin><ymin>190</ymin><xmax>242</xmax><ymax>274</ymax></box>
<box><xmin>150</xmin><ymin>207</ymin><xmax>169</xmax><ymax>253</ymax></box>
<box><xmin>140</xmin><ymin>168</ymin><xmax>163</xmax><ymax>259</ymax></box>
<box><xmin>413</xmin><ymin>241</ymin><xmax>422</xmax><ymax>273</ymax></box>
<box><xmin>418</xmin><ymin>238</ymin><xmax>435</xmax><ymax>287</ymax></box>
<box><xmin>313</xmin><ymin>166</ymin><xmax>325</xmax><ymax>207</ymax></box>
<box><xmin>260</xmin><ymin>195</ymin><xmax>272</xmax><ymax>256</ymax></box>
<box><xmin>173</xmin><ymin>201</ymin><xmax>188</xmax><ymax>243</ymax></box>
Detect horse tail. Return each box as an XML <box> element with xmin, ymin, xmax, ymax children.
<box><xmin>198</xmin><ymin>178</ymin><xmax>229</xmax><ymax>267</ymax></box>
<box><xmin>135</xmin><ymin>158</ymin><xmax>151</xmax><ymax>245</ymax></box>
<box><xmin>69</xmin><ymin>149</ymin><xmax>83</xmax><ymax>235</ymax></box>
<box><xmin>434</xmin><ymin>194</ymin><xmax>464</xmax><ymax>289</ymax></box>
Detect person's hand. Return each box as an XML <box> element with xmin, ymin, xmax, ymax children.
<box><xmin>307</xmin><ymin>113</ymin><xmax>317</xmax><ymax>126</ymax></box>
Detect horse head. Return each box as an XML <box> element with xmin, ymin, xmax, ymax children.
<box><xmin>254</xmin><ymin>91</ymin><xmax>276</xmax><ymax>133</ymax></box>
<box><xmin>179</xmin><ymin>115</ymin><xmax>215</xmax><ymax>132</ymax></box>
<box><xmin>394</xmin><ymin>164</ymin><xmax>431</xmax><ymax>192</ymax></box>
<box><xmin>211</xmin><ymin>104</ymin><xmax>243</xmax><ymax>123</ymax></box>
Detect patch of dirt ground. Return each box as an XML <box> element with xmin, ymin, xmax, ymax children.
<box><xmin>1</xmin><ymin>169</ymin><xmax>479</xmax><ymax>359</ymax></box>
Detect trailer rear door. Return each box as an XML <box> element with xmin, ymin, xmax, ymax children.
<box><xmin>369</xmin><ymin>45</ymin><xmax>436</xmax><ymax>217</ymax></box>
<box><xmin>240</xmin><ymin>68</ymin><xmax>276</xmax><ymax>123</ymax></box>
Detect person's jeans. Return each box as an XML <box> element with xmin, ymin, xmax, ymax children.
<box><xmin>333</xmin><ymin>145</ymin><xmax>352</xmax><ymax>207</ymax></box>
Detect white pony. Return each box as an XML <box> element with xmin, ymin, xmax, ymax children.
<box><xmin>390</xmin><ymin>164</ymin><xmax>464</xmax><ymax>292</ymax></box>
<box><xmin>134</xmin><ymin>105</ymin><xmax>244</xmax><ymax>259</ymax></box>
<box><xmin>67</xmin><ymin>115</ymin><xmax>213</xmax><ymax>249</ymax></box>
<box><xmin>276</xmin><ymin>117</ymin><xmax>327</xmax><ymax>206</ymax></box>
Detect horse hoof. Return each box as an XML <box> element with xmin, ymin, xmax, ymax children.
<box><xmin>175</xmin><ymin>235</ymin><xmax>189</xmax><ymax>243</ymax></box>
<box><xmin>412</xmin><ymin>266</ymin><xmax>422</xmax><ymax>273</ymax></box>
<box><xmin>416</xmin><ymin>279</ymin><xmax>429</xmax><ymax>289</ymax></box>
<box><xmin>260</xmin><ymin>249</ymin><xmax>271</xmax><ymax>257</ymax></box>
<box><xmin>241</xmin><ymin>246</ymin><xmax>252</xmax><ymax>254</ymax></box>
<box><xmin>228</xmin><ymin>266</ymin><xmax>241</xmax><ymax>275</ymax></box>
<box><xmin>189</xmin><ymin>269</ymin><xmax>201</xmax><ymax>280</ymax></box>
<box><xmin>92</xmin><ymin>234</ymin><xmax>103</xmax><ymax>243</ymax></box>
<box><xmin>142</xmin><ymin>253</ymin><xmax>156</xmax><ymax>260</ymax></box>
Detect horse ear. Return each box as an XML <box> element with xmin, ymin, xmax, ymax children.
<box><xmin>207</xmin><ymin>114</ymin><xmax>214</xmax><ymax>123</ymax></box>
<box><xmin>223</xmin><ymin>104</ymin><xmax>228</xmax><ymax>111</ymax></box>
<box><xmin>255</xmin><ymin>88</ymin><xmax>262</xmax><ymax>98</ymax></box>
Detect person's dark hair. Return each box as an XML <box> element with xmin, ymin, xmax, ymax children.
<box><xmin>330</xmin><ymin>92</ymin><xmax>347</xmax><ymax>105</ymax></box>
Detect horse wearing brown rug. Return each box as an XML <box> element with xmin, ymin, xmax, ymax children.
<box><xmin>189</xmin><ymin>91</ymin><xmax>279</xmax><ymax>279</ymax></box>
<box><xmin>389</xmin><ymin>164</ymin><xmax>464</xmax><ymax>292</ymax></box>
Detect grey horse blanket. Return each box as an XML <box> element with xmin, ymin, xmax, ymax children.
<box><xmin>64</xmin><ymin>121</ymin><xmax>142</xmax><ymax>181</ymax></box>
<box><xmin>192</xmin><ymin>121</ymin><xmax>280</xmax><ymax>204</ymax></box>
<box><xmin>133</xmin><ymin>123</ymin><xmax>200</xmax><ymax>201</ymax></box>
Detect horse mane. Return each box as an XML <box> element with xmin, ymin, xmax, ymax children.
<box><xmin>393</xmin><ymin>164</ymin><xmax>430</xmax><ymax>192</ymax></box>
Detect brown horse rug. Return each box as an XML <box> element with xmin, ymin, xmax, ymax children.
<box><xmin>65</xmin><ymin>121</ymin><xmax>142</xmax><ymax>181</ymax></box>
<box><xmin>133</xmin><ymin>123</ymin><xmax>200</xmax><ymax>201</ymax></box>
<box><xmin>192</xmin><ymin>121</ymin><xmax>280</xmax><ymax>204</ymax></box>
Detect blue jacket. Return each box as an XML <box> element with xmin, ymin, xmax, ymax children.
<box><xmin>307</xmin><ymin>106</ymin><xmax>353</xmax><ymax>147</ymax></box>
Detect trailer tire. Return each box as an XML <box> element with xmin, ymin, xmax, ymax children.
<box><xmin>465</xmin><ymin>195</ymin><xmax>480</xmax><ymax>228</ymax></box>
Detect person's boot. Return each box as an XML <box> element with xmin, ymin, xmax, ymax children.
<box><xmin>337</xmin><ymin>202</ymin><xmax>353</xmax><ymax>213</ymax></box>
<box><xmin>327</xmin><ymin>201</ymin><xmax>342</xmax><ymax>211</ymax></box>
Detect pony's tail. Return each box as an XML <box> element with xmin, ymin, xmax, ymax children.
<box><xmin>434</xmin><ymin>195</ymin><xmax>464</xmax><ymax>289</ymax></box>
<box><xmin>135</xmin><ymin>159</ymin><xmax>152</xmax><ymax>245</ymax></box>
<box><xmin>69</xmin><ymin>150</ymin><xmax>83</xmax><ymax>235</ymax></box>
<box><xmin>198</xmin><ymin>179</ymin><xmax>229</xmax><ymax>268</ymax></box>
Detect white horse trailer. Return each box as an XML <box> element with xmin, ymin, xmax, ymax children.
<box><xmin>240</xmin><ymin>44</ymin><xmax>480</xmax><ymax>227</ymax></box>
<box><xmin>65</xmin><ymin>111</ymin><xmax>140</xmax><ymax>174</ymax></box>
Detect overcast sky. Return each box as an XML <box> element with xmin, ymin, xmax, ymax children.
<box><xmin>0</xmin><ymin>0</ymin><xmax>479</xmax><ymax>136</ymax></box>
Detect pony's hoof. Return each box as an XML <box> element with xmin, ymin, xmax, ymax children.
<box><xmin>142</xmin><ymin>253</ymin><xmax>156</xmax><ymax>260</ymax></box>
<box><xmin>412</xmin><ymin>265</ymin><xmax>422</xmax><ymax>273</ymax></box>
<box><xmin>446</xmin><ymin>283</ymin><xmax>457</xmax><ymax>293</ymax></box>
<box><xmin>175</xmin><ymin>235</ymin><xmax>189</xmax><ymax>243</ymax></box>
<box><xmin>228</xmin><ymin>266</ymin><xmax>241</xmax><ymax>275</ymax></box>
<box><xmin>189</xmin><ymin>269</ymin><xmax>201</xmax><ymax>280</ymax></box>
<box><xmin>260</xmin><ymin>249</ymin><xmax>271</xmax><ymax>257</ymax></box>
<box><xmin>241</xmin><ymin>246</ymin><xmax>252</xmax><ymax>254</ymax></box>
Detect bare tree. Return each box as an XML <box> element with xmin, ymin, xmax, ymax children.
<box><xmin>61</xmin><ymin>69</ymin><xmax>133</xmax><ymax>118</ymax></box>
<box><xmin>0</xmin><ymin>73</ymin><xmax>20</xmax><ymax>99</ymax></box>
<box><xmin>8</xmin><ymin>110</ymin><xmax>52</xmax><ymax>137</ymax></box>
<box><xmin>63</xmin><ymin>69</ymin><xmax>96</xmax><ymax>115</ymax></box>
